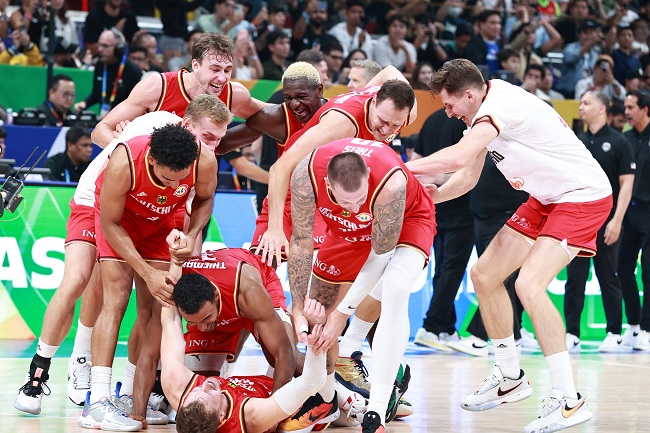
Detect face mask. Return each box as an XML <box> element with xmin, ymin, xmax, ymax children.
<box><xmin>448</xmin><ymin>6</ymin><xmax>464</xmax><ymax>18</ymax></box>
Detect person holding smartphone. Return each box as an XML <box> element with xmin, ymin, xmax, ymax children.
<box><xmin>196</xmin><ymin>0</ymin><xmax>244</xmax><ymax>39</ymax></box>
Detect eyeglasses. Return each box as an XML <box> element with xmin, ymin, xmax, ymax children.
<box><xmin>62</xmin><ymin>92</ymin><xmax>76</xmax><ymax>99</ymax></box>
<box><xmin>97</xmin><ymin>43</ymin><xmax>115</xmax><ymax>49</ymax></box>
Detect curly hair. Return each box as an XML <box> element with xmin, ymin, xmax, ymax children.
<box><xmin>176</xmin><ymin>400</ymin><xmax>219</xmax><ymax>433</ymax></box>
<box><xmin>173</xmin><ymin>273</ymin><xmax>216</xmax><ymax>315</ymax></box>
<box><xmin>191</xmin><ymin>32</ymin><xmax>235</xmax><ymax>63</ymax></box>
<box><xmin>148</xmin><ymin>124</ymin><xmax>199</xmax><ymax>172</ymax></box>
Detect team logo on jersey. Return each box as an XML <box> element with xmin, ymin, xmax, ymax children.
<box><xmin>157</xmin><ymin>195</ymin><xmax>167</xmax><ymax>205</ymax></box>
<box><xmin>356</xmin><ymin>213</ymin><xmax>372</xmax><ymax>222</ymax></box>
<box><xmin>342</xmin><ymin>210</ymin><xmax>351</xmax><ymax>217</ymax></box>
<box><xmin>602</xmin><ymin>142</ymin><xmax>611</xmax><ymax>152</ymax></box>
<box><xmin>174</xmin><ymin>184</ymin><xmax>189</xmax><ymax>197</ymax></box>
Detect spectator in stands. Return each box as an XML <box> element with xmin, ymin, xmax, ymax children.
<box><xmin>495</xmin><ymin>47</ymin><xmax>522</xmax><ymax>84</ymax></box>
<box><xmin>262</xmin><ymin>29</ymin><xmax>290</xmax><ymax>80</ymax></box>
<box><xmin>610</xmin><ymin>24</ymin><xmax>644</xmax><ymax>84</ymax></box>
<box><xmin>607</xmin><ymin>0</ymin><xmax>640</xmax><ymax>26</ymax></box>
<box><xmin>0</xmin><ymin>126</ymin><xmax>6</xmax><ymax>159</ymax></box>
<box><xmin>575</xmin><ymin>54</ymin><xmax>626</xmax><ymax>101</ymax></box>
<box><xmin>36</xmin><ymin>74</ymin><xmax>77</xmax><ymax>127</ymax></box>
<box><xmin>83</xmin><ymin>0</ymin><xmax>140</xmax><ymax>55</ymax></box>
<box><xmin>168</xmin><ymin>29</ymin><xmax>202</xmax><ymax>72</ymax></box>
<box><xmin>131</xmin><ymin>31</ymin><xmax>163</xmax><ymax>72</ymax></box>
<box><xmin>412</xmin><ymin>13</ymin><xmax>448</xmax><ymax>70</ymax></box>
<box><xmin>233</xmin><ymin>28</ymin><xmax>263</xmax><ymax>80</ymax></box>
<box><xmin>157</xmin><ymin>0</ymin><xmax>202</xmax><ymax>70</ymax></box>
<box><xmin>555</xmin><ymin>0</ymin><xmax>591</xmax><ymax>46</ymax></box>
<box><xmin>328</xmin><ymin>0</ymin><xmax>374</xmax><ymax>60</ymax></box>
<box><xmin>464</xmin><ymin>10</ymin><xmax>503</xmax><ymax>76</ymax></box>
<box><xmin>128</xmin><ymin>45</ymin><xmax>152</xmax><ymax>76</ymax></box>
<box><xmin>434</xmin><ymin>0</ymin><xmax>471</xmax><ymax>41</ymax></box>
<box><xmin>521</xmin><ymin>63</ymin><xmax>552</xmax><ymax>103</ymax></box>
<box><xmin>365</xmin><ymin>0</ymin><xmax>428</xmax><ymax>35</ymax></box>
<box><xmin>0</xmin><ymin>0</ymin><xmax>9</xmax><ymax>41</ymax></box>
<box><xmin>219</xmin><ymin>143</ymin><xmax>269</xmax><ymax>191</ymax></box>
<box><xmin>556</xmin><ymin>19</ymin><xmax>602</xmax><ymax>99</ymax></box>
<box><xmin>9</xmin><ymin>0</ymin><xmax>46</xmax><ymax>50</ymax></box>
<box><xmin>624</xmin><ymin>68</ymin><xmax>649</xmax><ymax>94</ymax></box>
<box><xmin>292</xmin><ymin>0</ymin><xmax>333</xmax><ymax>57</ymax></box>
<box><xmin>442</xmin><ymin>22</ymin><xmax>473</xmax><ymax>60</ymax></box>
<box><xmin>44</xmin><ymin>126</ymin><xmax>92</xmax><ymax>182</ymax></box>
<box><xmin>296</xmin><ymin>48</ymin><xmax>330</xmax><ymax>84</ymax></box>
<box><xmin>40</xmin><ymin>0</ymin><xmax>77</xmax><ymax>57</ymax></box>
<box><xmin>321</xmin><ymin>37</ymin><xmax>345</xmax><ymax>83</ymax></box>
<box><xmin>373</xmin><ymin>14</ymin><xmax>417</xmax><ymax>73</ymax></box>
<box><xmin>196</xmin><ymin>0</ymin><xmax>243</xmax><ymax>39</ymax></box>
<box><xmin>410</xmin><ymin>61</ymin><xmax>433</xmax><ymax>90</ymax></box>
<box><xmin>630</xmin><ymin>19</ymin><xmax>648</xmax><ymax>56</ymax></box>
<box><xmin>0</xmin><ymin>28</ymin><xmax>42</xmax><ymax>65</ymax></box>
<box><xmin>74</xmin><ymin>28</ymin><xmax>141</xmax><ymax>117</ymax></box>
<box><xmin>336</xmin><ymin>48</ymin><xmax>367</xmax><ymax>85</ymax></box>
<box><xmin>538</xmin><ymin>65</ymin><xmax>565</xmax><ymax>100</ymax></box>
<box><xmin>608</xmin><ymin>100</ymin><xmax>627</xmax><ymax>131</ymax></box>
<box><xmin>346</xmin><ymin>58</ymin><xmax>381</xmax><ymax>90</ymax></box>
<box><xmin>506</xmin><ymin>20</ymin><xmax>561</xmax><ymax>81</ymax></box>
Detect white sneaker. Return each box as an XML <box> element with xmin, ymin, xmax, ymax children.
<box><xmin>395</xmin><ymin>398</ymin><xmax>414</xmax><ymax>418</ymax></box>
<box><xmin>523</xmin><ymin>390</ymin><xmax>592</xmax><ymax>433</ymax></box>
<box><xmin>332</xmin><ymin>390</ymin><xmax>366</xmax><ymax>427</ymax></box>
<box><xmin>78</xmin><ymin>393</ymin><xmax>142</xmax><ymax>431</ymax></box>
<box><xmin>461</xmin><ymin>366</ymin><xmax>533</xmax><ymax>411</ymax></box>
<box><xmin>112</xmin><ymin>382</ymin><xmax>168</xmax><ymax>425</ymax></box>
<box><xmin>14</xmin><ymin>372</ymin><xmax>50</xmax><ymax>415</ymax></box>
<box><xmin>598</xmin><ymin>332</ymin><xmax>623</xmax><ymax>353</ymax></box>
<box><xmin>621</xmin><ymin>325</ymin><xmax>639</xmax><ymax>350</ymax></box>
<box><xmin>447</xmin><ymin>336</ymin><xmax>489</xmax><ymax>357</ymax></box>
<box><xmin>413</xmin><ymin>328</ymin><xmax>455</xmax><ymax>352</ymax></box>
<box><xmin>565</xmin><ymin>333</ymin><xmax>580</xmax><ymax>354</ymax></box>
<box><xmin>68</xmin><ymin>356</ymin><xmax>92</xmax><ymax>406</ymax></box>
<box><xmin>633</xmin><ymin>330</ymin><xmax>650</xmax><ymax>352</ymax></box>
<box><xmin>519</xmin><ymin>328</ymin><xmax>541</xmax><ymax>350</ymax></box>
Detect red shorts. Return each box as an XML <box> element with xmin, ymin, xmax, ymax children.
<box><xmin>95</xmin><ymin>208</ymin><xmax>173</xmax><ymax>262</ymax></box>
<box><xmin>184</xmin><ymin>323</ymin><xmax>252</xmax><ymax>361</ymax></box>
<box><xmin>65</xmin><ymin>199</ymin><xmax>97</xmax><ymax>247</ymax></box>
<box><xmin>313</xmin><ymin>215</ymin><xmax>435</xmax><ymax>284</ymax></box>
<box><xmin>250</xmin><ymin>196</ymin><xmax>327</xmax><ymax>259</ymax></box>
<box><xmin>506</xmin><ymin>195</ymin><xmax>613</xmax><ymax>257</ymax></box>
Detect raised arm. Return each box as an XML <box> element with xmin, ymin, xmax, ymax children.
<box><xmin>160</xmin><ymin>306</ymin><xmax>195</xmax><ymax>410</ymax></box>
<box><xmin>238</xmin><ymin>264</ymin><xmax>295</xmax><ymax>391</ymax></box>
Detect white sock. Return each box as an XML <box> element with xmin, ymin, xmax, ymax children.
<box><xmin>492</xmin><ymin>335</ymin><xmax>520</xmax><ymax>379</ymax></box>
<box><xmin>36</xmin><ymin>339</ymin><xmax>59</xmax><ymax>359</ymax></box>
<box><xmin>72</xmin><ymin>320</ymin><xmax>93</xmax><ymax>361</ymax></box>
<box><xmin>320</xmin><ymin>373</ymin><xmax>336</xmax><ymax>402</ymax></box>
<box><xmin>546</xmin><ymin>351</ymin><xmax>578</xmax><ymax>399</ymax></box>
<box><xmin>367</xmin><ymin>382</ymin><xmax>392</xmax><ymax>425</ymax></box>
<box><xmin>90</xmin><ymin>366</ymin><xmax>112</xmax><ymax>404</ymax></box>
<box><xmin>120</xmin><ymin>360</ymin><xmax>136</xmax><ymax>395</ymax></box>
<box><xmin>339</xmin><ymin>316</ymin><xmax>374</xmax><ymax>357</ymax></box>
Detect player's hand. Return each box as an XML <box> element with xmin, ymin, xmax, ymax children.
<box><xmin>129</xmin><ymin>414</ymin><xmax>147</xmax><ymax>429</ymax></box>
<box><xmin>167</xmin><ymin>229</ymin><xmax>187</xmax><ymax>250</ymax></box>
<box><xmin>303</xmin><ymin>298</ymin><xmax>326</xmax><ymax>347</ymax></box>
<box><xmin>294</xmin><ymin>312</ymin><xmax>310</xmax><ymax>345</ymax></box>
<box><xmin>423</xmin><ymin>184</ymin><xmax>442</xmax><ymax>203</ymax></box>
<box><xmin>313</xmin><ymin>309</ymin><xmax>348</xmax><ymax>355</ymax></box>
<box><xmin>113</xmin><ymin>120</ymin><xmax>130</xmax><ymax>138</ymax></box>
<box><xmin>254</xmin><ymin>227</ymin><xmax>288</xmax><ymax>265</ymax></box>
<box><xmin>144</xmin><ymin>268</ymin><xmax>176</xmax><ymax>307</ymax></box>
<box><xmin>603</xmin><ymin>219</ymin><xmax>622</xmax><ymax>245</ymax></box>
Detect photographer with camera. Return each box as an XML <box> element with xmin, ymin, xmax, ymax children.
<box><xmin>575</xmin><ymin>54</ymin><xmax>626</xmax><ymax>101</ymax></box>
<box><xmin>0</xmin><ymin>27</ymin><xmax>42</xmax><ymax>65</ymax></box>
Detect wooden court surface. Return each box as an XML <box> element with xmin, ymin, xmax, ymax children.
<box><xmin>1</xmin><ymin>340</ymin><xmax>649</xmax><ymax>433</ymax></box>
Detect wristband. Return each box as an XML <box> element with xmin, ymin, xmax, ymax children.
<box><xmin>299</xmin><ymin>324</ymin><xmax>309</xmax><ymax>334</ymax></box>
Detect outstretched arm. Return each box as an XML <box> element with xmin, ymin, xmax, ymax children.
<box><xmin>217</xmin><ymin>103</ymin><xmax>285</xmax><ymax>155</ymax></box>
<box><xmin>160</xmin><ymin>306</ymin><xmax>195</xmax><ymax>410</ymax></box>
<box><xmin>424</xmin><ymin>148</ymin><xmax>487</xmax><ymax>204</ymax></box>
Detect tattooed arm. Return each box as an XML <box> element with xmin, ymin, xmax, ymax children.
<box><xmin>288</xmin><ymin>155</ymin><xmax>316</xmax><ymax>340</ymax></box>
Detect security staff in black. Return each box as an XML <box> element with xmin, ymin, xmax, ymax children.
<box><xmin>620</xmin><ymin>90</ymin><xmax>650</xmax><ymax>351</ymax></box>
<box><xmin>412</xmin><ymin>108</ymin><xmax>475</xmax><ymax>348</ymax></box>
<box><xmin>564</xmin><ymin>91</ymin><xmax>635</xmax><ymax>352</ymax></box>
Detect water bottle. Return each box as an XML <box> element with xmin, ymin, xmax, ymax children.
<box><xmin>6</xmin><ymin>108</ymin><xmax>13</xmax><ymax>125</ymax></box>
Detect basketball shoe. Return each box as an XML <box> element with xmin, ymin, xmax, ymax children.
<box><xmin>332</xmin><ymin>390</ymin><xmax>367</xmax><ymax>427</ymax></box>
<box><xmin>360</xmin><ymin>410</ymin><xmax>385</xmax><ymax>433</ymax></box>
<box><xmin>385</xmin><ymin>364</ymin><xmax>411</xmax><ymax>422</ymax></box>
<box><xmin>335</xmin><ymin>351</ymin><xmax>371</xmax><ymax>399</ymax></box>
<box><xmin>447</xmin><ymin>335</ymin><xmax>489</xmax><ymax>357</ymax></box>
<box><xmin>523</xmin><ymin>390</ymin><xmax>592</xmax><ymax>433</ymax></box>
<box><xmin>277</xmin><ymin>392</ymin><xmax>339</xmax><ymax>433</ymax></box>
<box><xmin>395</xmin><ymin>398</ymin><xmax>414</xmax><ymax>418</ymax></box>
<box><xmin>461</xmin><ymin>366</ymin><xmax>532</xmax><ymax>411</ymax></box>
<box><xmin>413</xmin><ymin>328</ymin><xmax>457</xmax><ymax>352</ymax></box>
<box><xmin>111</xmin><ymin>381</ymin><xmax>169</xmax><ymax>425</ymax></box>
<box><xmin>68</xmin><ymin>355</ymin><xmax>92</xmax><ymax>406</ymax></box>
<box><xmin>14</xmin><ymin>359</ymin><xmax>51</xmax><ymax>415</ymax></box>
<box><xmin>78</xmin><ymin>392</ymin><xmax>142</xmax><ymax>431</ymax></box>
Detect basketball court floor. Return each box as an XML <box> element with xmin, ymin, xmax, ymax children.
<box><xmin>1</xmin><ymin>339</ymin><xmax>648</xmax><ymax>433</ymax></box>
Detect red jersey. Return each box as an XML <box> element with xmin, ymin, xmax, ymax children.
<box><xmin>182</xmin><ymin>248</ymin><xmax>286</xmax><ymax>339</ymax></box>
<box><xmin>94</xmin><ymin>135</ymin><xmax>197</xmax><ymax>221</ymax></box>
<box><xmin>308</xmin><ymin>137</ymin><xmax>433</xmax><ymax>242</ymax></box>
<box><xmin>277</xmin><ymin>102</ymin><xmax>305</xmax><ymax>158</ymax></box>
<box><xmin>153</xmin><ymin>69</ymin><xmax>233</xmax><ymax>116</ymax></box>
<box><xmin>180</xmin><ymin>374</ymin><xmax>273</xmax><ymax>433</ymax></box>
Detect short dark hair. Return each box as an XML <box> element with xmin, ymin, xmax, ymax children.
<box><xmin>129</xmin><ymin>46</ymin><xmax>148</xmax><ymax>58</ymax></box>
<box><xmin>346</xmin><ymin>0</ymin><xmax>365</xmax><ymax>9</ymax></box>
<box><xmin>328</xmin><ymin>151</ymin><xmax>368</xmax><ymax>192</ymax></box>
<box><xmin>296</xmin><ymin>48</ymin><xmax>325</xmax><ymax>66</ymax></box>
<box><xmin>455</xmin><ymin>22</ymin><xmax>473</xmax><ymax>38</ymax></box>
<box><xmin>266</xmin><ymin>29</ymin><xmax>289</xmax><ymax>46</ymax></box>
<box><xmin>609</xmin><ymin>101</ymin><xmax>625</xmax><ymax>117</ymax></box>
<box><xmin>173</xmin><ymin>273</ymin><xmax>216</xmax><ymax>315</ymax></box>
<box><xmin>477</xmin><ymin>9</ymin><xmax>501</xmax><ymax>23</ymax></box>
<box><xmin>321</xmin><ymin>37</ymin><xmax>344</xmax><ymax>55</ymax></box>
<box><xmin>628</xmin><ymin>89</ymin><xmax>650</xmax><ymax>112</ymax></box>
<box><xmin>48</xmin><ymin>74</ymin><xmax>74</xmax><ymax>93</ymax></box>
<box><xmin>185</xmin><ymin>29</ymin><xmax>203</xmax><ymax>42</ymax></box>
<box><xmin>191</xmin><ymin>32</ymin><xmax>235</xmax><ymax>62</ymax></box>
<box><xmin>497</xmin><ymin>48</ymin><xmax>518</xmax><ymax>65</ymax></box>
<box><xmin>525</xmin><ymin>63</ymin><xmax>546</xmax><ymax>79</ymax></box>
<box><xmin>148</xmin><ymin>124</ymin><xmax>199</xmax><ymax>171</ymax></box>
<box><xmin>66</xmin><ymin>125</ymin><xmax>91</xmax><ymax>145</ymax></box>
<box><xmin>176</xmin><ymin>400</ymin><xmax>219</xmax><ymax>433</ymax></box>
<box><xmin>0</xmin><ymin>125</ymin><xmax>6</xmax><ymax>139</ymax></box>
<box><xmin>376</xmin><ymin>79</ymin><xmax>415</xmax><ymax>111</ymax></box>
<box><xmin>387</xmin><ymin>14</ymin><xmax>410</xmax><ymax>30</ymax></box>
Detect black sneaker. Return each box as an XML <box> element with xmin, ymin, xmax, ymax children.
<box><xmin>361</xmin><ymin>411</ymin><xmax>385</xmax><ymax>433</ymax></box>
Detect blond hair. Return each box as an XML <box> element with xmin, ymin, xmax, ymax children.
<box><xmin>185</xmin><ymin>94</ymin><xmax>233</xmax><ymax>126</ymax></box>
<box><xmin>282</xmin><ymin>61</ymin><xmax>321</xmax><ymax>88</ymax></box>
<box><xmin>350</xmin><ymin>59</ymin><xmax>381</xmax><ymax>82</ymax></box>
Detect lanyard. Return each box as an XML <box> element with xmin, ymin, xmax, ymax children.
<box><xmin>101</xmin><ymin>52</ymin><xmax>128</xmax><ymax>109</ymax></box>
<box><xmin>47</xmin><ymin>101</ymin><xmax>63</xmax><ymax>127</ymax></box>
